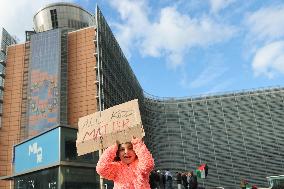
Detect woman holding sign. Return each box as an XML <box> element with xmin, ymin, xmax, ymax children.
<box><xmin>96</xmin><ymin>136</ymin><xmax>154</xmax><ymax>189</ymax></box>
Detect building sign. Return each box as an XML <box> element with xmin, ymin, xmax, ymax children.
<box><xmin>76</xmin><ymin>99</ymin><xmax>145</xmax><ymax>155</ymax></box>
<box><xmin>14</xmin><ymin>127</ymin><xmax>60</xmax><ymax>174</ymax></box>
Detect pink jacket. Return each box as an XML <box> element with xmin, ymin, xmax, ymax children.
<box><xmin>96</xmin><ymin>138</ymin><xmax>154</xmax><ymax>189</ymax></box>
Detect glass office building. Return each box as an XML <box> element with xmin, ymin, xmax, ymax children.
<box><xmin>0</xmin><ymin>28</ymin><xmax>17</xmax><ymax>128</ymax></box>
<box><xmin>95</xmin><ymin>7</ymin><xmax>144</xmax><ymax>111</ymax></box>
<box><xmin>0</xmin><ymin>2</ymin><xmax>283</xmax><ymax>189</ymax></box>
<box><xmin>0</xmin><ymin>3</ymin><xmax>100</xmax><ymax>189</ymax></box>
<box><xmin>143</xmin><ymin>87</ymin><xmax>284</xmax><ymax>188</ymax></box>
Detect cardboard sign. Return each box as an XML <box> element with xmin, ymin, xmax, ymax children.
<box><xmin>76</xmin><ymin>99</ymin><xmax>145</xmax><ymax>155</ymax></box>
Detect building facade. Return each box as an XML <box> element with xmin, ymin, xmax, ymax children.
<box><xmin>0</xmin><ymin>2</ymin><xmax>283</xmax><ymax>189</ymax></box>
<box><xmin>0</xmin><ymin>3</ymin><xmax>143</xmax><ymax>189</ymax></box>
<box><xmin>0</xmin><ymin>28</ymin><xmax>17</xmax><ymax>128</ymax></box>
<box><xmin>143</xmin><ymin>88</ymin><xmax>284</xmax><ymax>188</ymax></box>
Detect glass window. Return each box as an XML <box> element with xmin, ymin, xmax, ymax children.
<box><xmin>0</xmin><ymin>77</ymin><xmax>4</xmax><ymax>87</ymax></box>
<box><xmin>14</xmin><ymin>167</ymin><xmax>58</xmax><ymax>189</ymax></box>
<box><xmin>60</xmin><ymin>127</ymin><xmax>99</xmax><ymax>163</ymax></box>
<box><xmin>60</xmin><ymin>166</ymin><xmax>99</xmax><ymax>189</ymax></box>
<box><xmin>0</xmin><ymin>63</ymin><xmax>4</xmax><ymax>74</ymax></box>
<box><xmin>50</xmin><ymin>9</ymin><xmax>58</xmax><ymax>29</ymax></box>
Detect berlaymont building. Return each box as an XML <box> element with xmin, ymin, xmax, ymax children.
<box><xmin>0</xmin><ymin>2</ymin><xmax>283</xmax><ymax>189</ymax></box>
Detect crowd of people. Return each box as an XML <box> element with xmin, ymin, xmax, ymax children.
<box><xmin>149</xmin><ymin>170</ymin><xmax>198</xmax><ymax>189</ymax></box>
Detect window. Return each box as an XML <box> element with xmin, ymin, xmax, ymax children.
<box><xmin>14</xmin><ymin>167</ymin><xmax>58</xmax><ymax>189</ymax></box>
<box><xmin>60</xmin><ymin>127</ymin><xmax>98</xmax><ymax>163</ymax></box>
<box><xmin>50</xmin><ymin>9</ymin><xmax>58</xmax><ymax>29</ymax></box>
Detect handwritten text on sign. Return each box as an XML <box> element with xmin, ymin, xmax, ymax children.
<box><xmin>76</xmin><ymin>99</ymin><xmax>144</xmax><ymax>155</ymax></box>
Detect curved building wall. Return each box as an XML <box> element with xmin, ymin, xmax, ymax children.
<box><xmin>96</xmin><ymin>7</ymin><xmax>144</xmax><ymax>110</ymax></box>
<box><xmin>33</xmin><ymin>3</ymin><xmax>95</xmax><ymax>32</ymax></box>
<box><xmin>143</xmin><ymin>87</ymin><xmax>284</xmax><ymax>189</ymax></box>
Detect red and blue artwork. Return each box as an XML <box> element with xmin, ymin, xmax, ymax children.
<box><xmin>28</xmin><ymin>70</ymin><xmax>59</xmax><ymax>136</ymax></box>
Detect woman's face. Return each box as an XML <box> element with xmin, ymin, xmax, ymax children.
<box><xmin>118</xmin><ymin>142</ymin><xmax>137</xmax><ymax>164</ymax></box>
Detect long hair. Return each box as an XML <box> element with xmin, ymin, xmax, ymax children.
<box><xmin>113</xmin><ymin>142</ymin><xmax>134</xmax><ymax>161</ymax></box>
<box><xmin>114</xmin><ymin>143</ymin><xmax>122</xmax><ymax>161</ymax></box>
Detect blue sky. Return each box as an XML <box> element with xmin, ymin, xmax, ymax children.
<box><xmin>1</xmin><ymin>0</ymin><xmax>284</xmax><ymax>97</ymax></box>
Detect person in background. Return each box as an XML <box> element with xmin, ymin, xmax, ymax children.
<box><xmin>181</xmin><ymin>172</ymin><xmax>188</xmax><ymax>189</ymax></box>
<box><xmin>154</xmin><ymin>170</ymin><xmax>161</xmax><ymax>189</ymax></box>
<box><xmin>157</xmin><ymin>170</ymin><xmax>165</xmax><ymax>189</ymax></box>
<box><xmin>188</xmin><ymin>171</ymin><xmax>198</xmax><ymax>189</ymax></box>
<box><xmin>176</xmin><ymin>172</ymin><xmax>182</xmax><ymax>189</ymax></box>
<box><xmin>204</xmin><ymin>164</ymin><xmax>209</xmax><ymax>178</ymax></box>
<box><xmin>96</xmin><ymin>137</ymin><xmax>154</xmax><ymax>189</ymax></box>
<box><xmin>150</xmin><ymin>170</ymin><xmax>157</xmax><ymax>189</ymax></box>
<box><xmin>164</xmin><ymin>170</ymin><xmax>173</xmax><ymax>189</ymax></box>
<box><xmin>240</xmin><ymin>179</ymin><xmax>246</xmax><ymax>189</ymax></box>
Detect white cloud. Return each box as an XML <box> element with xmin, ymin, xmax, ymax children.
<box><xmin>179</xmin><ymin>60</ymin><xmax>232</xmax><ymax>95</ymax></box>
<box><xmin>252</xmin><ymin>41</ymin><xmax>284</xmax><ymax>78</ymax></box>
<box><xmin>206</xmin><ymin>79</ymin><xmax>233</xmax><ymax>94</ymax></box>
<box><xmin>189</xmin><ymin>62</ymin><xmax>228</xmax><ymax>88</ymax></box>
<box><xmin>0</xmin><ymin>0</ymin><xmax>73</xmax><ymax>42</ymax></box>
<box><xmin>245</xmin><ymin>5</ymin><xmax>284</xmax><ymax>42</ymax></box>
<box><xmin>179</xmin><ymin>52</ymin><xmax>229</xmax><ymax>90</ymax></box>
<box><xmin>244</xmin><ymin>5</ymin><xmax>284</xmax><ymax>79</ymax></box>
<box><xmin>108</xmin><ymin>0</ymin><xmax>150</xmax><ymax>58</ymax></box>
<box><xmin>209</xmin><ymin>0</ymin><xmax>236</xmax><ymax>14</ymax></box>
<box><xmin>108</xmin><ymin>0</ymin><xmax>236</xmax><ymax>67</ymax></box>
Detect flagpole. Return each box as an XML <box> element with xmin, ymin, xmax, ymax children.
<box><xmin>99</xmin><ymin>149</ymin><xmax>104</xmax><ymax>189</ymax></box>
<box><xmin>95</xmin><ymin>4</ymin><xmax>104</xmax><ymax>189</ymax></box>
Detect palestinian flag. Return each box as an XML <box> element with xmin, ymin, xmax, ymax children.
<box><xmin>196</xmin><ymin>164</ymin><xmax>206</xmax><ymax>179</ymax></box>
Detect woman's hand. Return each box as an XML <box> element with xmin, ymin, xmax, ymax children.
<box><xmin>131</xmin><ymin>136</ymin><xmax>141</xmax><ymax>144</ymax></box>
<box><xmin>115</xmin><ymin>140</ymin><xmax>120</xmax><ymax>146</ymax></box>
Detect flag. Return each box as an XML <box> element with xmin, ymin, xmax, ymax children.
<box><xmin>196</xmin><ymin>164</ymin><xmax>207</xmax><ymax>179</ymax></box>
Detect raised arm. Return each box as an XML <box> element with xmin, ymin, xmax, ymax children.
<box><xmin>132</xmin><ymin>138</ymin><xmax>154</xmax><ymax>174</ymax></box>
<box><xmin>96</xmin><ymin>144</ymin><xmax>119</xmax><ymax>180</ymax></box>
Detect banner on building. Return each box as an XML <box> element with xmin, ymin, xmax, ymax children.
<box><xmin>76</xmin><ymin>99</ymin><xmax>145</xmax><ymax>155</ymax></box>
